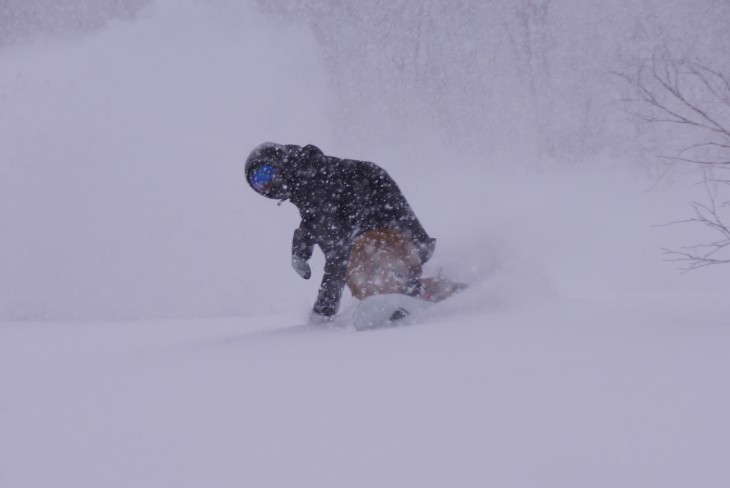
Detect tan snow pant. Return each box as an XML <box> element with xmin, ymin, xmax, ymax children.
<box><xmin>345</xmin><ymin>228</ymin><xmax>422</xmax><ymax>300</ymax></box>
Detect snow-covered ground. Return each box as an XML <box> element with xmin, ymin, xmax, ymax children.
<box><xmin>2</xmin><ymin>1</ymin><xmax>730</xmax><ymax>487</ymax></box>
<box><xmin>2</xmin><ymin>290</ymin><xmax>729</xmax><ymax>487</ymax></box>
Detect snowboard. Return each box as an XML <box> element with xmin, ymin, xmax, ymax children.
<box><xmin>352</xmin><ymin>278</ymin><xmax>467</xmax><ymax>331</ymax></box>
<box><xmin>353</xmin><ymin>293</ymin><xmax>433</xmax><ymax>331</ymax></box>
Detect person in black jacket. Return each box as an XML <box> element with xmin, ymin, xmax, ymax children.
<box><xmin>245</xmin><ymin>142</ymin><xmax>454</xmax><ymax>322</ymax></box>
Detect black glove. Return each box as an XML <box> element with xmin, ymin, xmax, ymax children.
<box><xmin>312</xmin><ymin>284</ymin><xmax>341</xmax><ymax>317</ymax></box>
<box><xmin>312</xmin><ymin>299</ymin><xmax>337</xmax><ymax>317</ymax></box>
<box><xmin>291</xmin><ymin>255</ymin><xmax>311</xmax><ymax>279</ymax></box>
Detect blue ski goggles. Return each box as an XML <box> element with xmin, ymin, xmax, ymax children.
<box><xmin>248</xmin><ymin>163</ymin><xmax>281</xmax><ymax>195</ymax></box>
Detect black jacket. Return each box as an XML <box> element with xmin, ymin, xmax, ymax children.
<box><xmin>282</xmin><ymin>145</ymin><xmax>435</xmax><ymax>316</ymax></box>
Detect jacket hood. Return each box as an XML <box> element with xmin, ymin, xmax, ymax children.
<box><xmin>245</xmin><ymin>142</ymin><xmax>298</xmax><ymax>174</ymax></box>
<box><xmin>245</xmin><ymin>143</ymin><xmax>328</xmax><ymax>200</ymax></box>
<box><xmin>245</xmin><ymin>142</ymin><xmax>301</xmax><ymax>200</ymax></box>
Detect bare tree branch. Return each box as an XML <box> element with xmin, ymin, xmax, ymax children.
<box><xmin>679</xmin><ymin>142</ymin><xmax>730</xmax><ymax>153</ymax></box>
<box><xmin>688</xmin><ymin>63</ymin><xmax>730</xmax><ymax>109</ymax></box>
<box><xmin>659</xmin><ymin>156</ymin><xmax>730</xmax><ymax>166</ymax></box>
<box><xmin>656</xmin><ymin>72</ymin><xmax>728</xmax><ymax>135</ymax></box>
<box><xmin>658</xmin><ymin>173</ymin><xmax>730</xmax><ymax>270</ymax></box>
<box><xmin>619</xmin><ymin>54</ymin><xmax>730</xmax><ymax>270</ymax></box>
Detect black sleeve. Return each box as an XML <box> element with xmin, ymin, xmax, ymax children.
<box><xmin>293</xmin><ymin>214</ymin><xmax>349</xmax><ymax>317</ymax></box>
<box><xmin>312</xmin><ymin>244</ymin><xmax>350</xmax><ymax>316</ymax></box>
<box><xmin>292</xmin><ymin>223</ymin><xmax>314</xmax><ymax>260</ymax></box>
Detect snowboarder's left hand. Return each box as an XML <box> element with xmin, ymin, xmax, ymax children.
<box><xmin>291</xmin><ymin>255</ymin><xmax>311</xmax><ymax>279</ymax></box>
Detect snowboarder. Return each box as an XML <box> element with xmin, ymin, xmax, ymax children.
<box><xmin>245</xmin><ymin>142</ymin><xmax>459</xmax><ymax>322</ymax></box>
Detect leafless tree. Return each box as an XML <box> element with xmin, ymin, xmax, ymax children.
<box><xmin>618</xmin><ymin>52</ymin><xmax>730</xmax><ymax>270</ymax></box>
<box><xmin>660</xmin><ymin>171</ymin><xmax>730</xmax><ymax>270</ymax></box>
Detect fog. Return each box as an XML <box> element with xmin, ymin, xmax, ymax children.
<box><xmin>1</xmin><ymin>0</ymin><xmax>729</xmax><ymax>321</ymax></box>
<box><xmin>2</xmin><ymin>5</ymin><xmax>730</xmax><ymax>486</ymax></box>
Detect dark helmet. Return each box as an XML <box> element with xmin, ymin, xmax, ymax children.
<box><xmin>245</xmin><ymin>142</ymin><xmax>295</xmax><ymax>200</ymax></box>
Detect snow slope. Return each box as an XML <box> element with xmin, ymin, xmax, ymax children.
<box><xmin>2</xmin><ymin>291</ymin><xmax>729</xmax><ymax>487</ymax></box>
<box><xmin>2</xmin><ymin>1</ymin><xmax>730</xmax><ymax>487</ymax></box>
